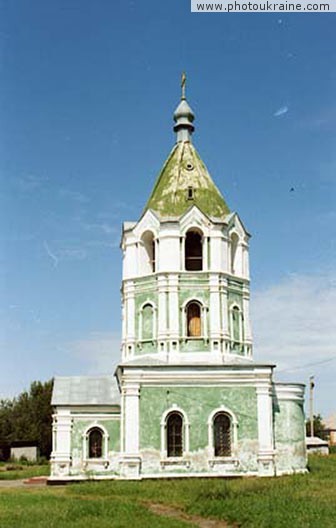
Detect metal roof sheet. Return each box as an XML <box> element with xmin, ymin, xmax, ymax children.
<box><xmin>51</xmin><ymin>375</ymin><xmax>120</xmax><ymax>406</ymax></box>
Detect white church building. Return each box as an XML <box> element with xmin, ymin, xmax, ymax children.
<box><xmin>50</xmin><ymin>82</ymin><xmax>307</xmax><ymax>481</ymax></box>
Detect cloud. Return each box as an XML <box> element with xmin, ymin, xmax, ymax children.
<box><xmin>82</xmin><ymin>222</ymin><xmax>117</xmax><ymax>235</ymax></box>
<box><xmin>273</xmin><ymin>105</ymin><xmax>289</xmax><ymax>118</ymax></box>
<box><xmin>43</xmin><ymin>241</ymin><xmax>59</xmax><ymax>267</ymax></box>
<box><xmin>252</xmin><ymin>273</ymin><xmax>336</xmax><ymax>416</ymax></box>
<box><xmin>58</xmin><ymin>247</ymin><xmax>87</xmax><ymax>260</ymax></box>
<box><xmin>43</xmin><ymin>241</ymin><xmax>87</xmax><ymax>266</ymax></box>
<box><xmin>68</xmin><ymin>332</ymin><xmax>121</xmax><ymax>373</ymax></box>
<box><xmin>16</xmin><ymin>174</ymin><xmax>48</xmax><ymax>191</ymax></box>
<box><xmin>58</xmin><ymin>188</ymin><xmax>89</xmax><ymax>203</ymax></box>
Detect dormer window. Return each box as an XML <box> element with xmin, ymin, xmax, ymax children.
<box><xmin>187</xmin><ymin>187</ymin><xmax>194</xmax><ymax>200</ymax></box>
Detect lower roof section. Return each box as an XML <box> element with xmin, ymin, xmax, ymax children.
<box><xmin>51</xmin><ymin>375</ymin><xmax>120</xmax><ymax>406</ymax></box>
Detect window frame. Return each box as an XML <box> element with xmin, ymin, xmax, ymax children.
<box><xmin>82</xmin><ymin>424</ymin><xmax>109</xmax><ymax>461</ymax></box>
<box><xmin>207</xmin><ymin>407</ymin><xmax>238</xmax><ymax>460</ymax></box>
<box><xmin>138</xmin><ymin>301</ymin><xmax>156</xmax><ymax>342</ymax></box>
<box><xmin>140</xmin><ymin>230</ymin><xmax>157</xmax><ymax>274</ymax></box>
<box><xmin>229</xmin><ymin>304</ymin><xmax>244</xmax><ymax>345</ymax></box>
<box><xmin>182</xmin><ymin>298</ymin><xmax>207</xmax><ymax>340</ymax></box>
<box><xmin>186</xmin><ymin>301</ymin><xmax>202</xmax><ymax>338</ymax></box>
<box><xmin>184</xmin><ymin>229</ymin><xmax>203</xmax><ymax>271</ymax></box>
<box><xmin>160</xmin><ymin>406</ymin><xmax>190</xmax><ymax>463</ymax></box>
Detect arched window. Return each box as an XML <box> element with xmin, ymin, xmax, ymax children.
<box><xmin>187</xmin><ymin>302</ymin><xmax>201</xmax><ymax>337</ymax></box>
<box><xmin>230</xmin><ymin>233</ymin><xmax>239</xmax><ymax>274</ymax></box>
<box><xmin>232</xmin><ymin>306</ymin><xmax>241</xmax><ymax>343</ymax></box>
<box><xmin>214</xmin><ymin>413</ymin><xmax>231</xmax><ymax>457</ymax></box>
<box><xmin>88</xmin><ymin>428</ymin><xmax>103</xmax><ymax>458</ymax></box>
<box><xmin>185</xmin><ymin>230</ymin><xmax>203</xmax><ymax>271</ymax></box>
<box><xmin>141</xmin><ymin>231</ymin><xmax>156</xmax><ymax>273</ymax></box>
<box><xmin>167</xmin><ymin>412</ymin><xmax>183</xmax><ymax>457</ymax></box>
<box><xmin>142</xmin><ymin>303</ymin><xmax>154</xmax><ymax>340</ymax></box>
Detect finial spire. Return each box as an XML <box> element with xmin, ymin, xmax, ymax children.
<box><xmin>173</xmin><ymin>73</ymin><xmax>195</xmax><ymax>143</ymax></box>
<box><xmin>181</xmin><ymin>72</ymin><xmax>186</xmax><ymax>100</ymax></box>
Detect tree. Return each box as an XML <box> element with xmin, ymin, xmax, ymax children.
<box><xmin>305</xmin><ymin>413</ymin><xmax>327</xmax><ymax>439</ymax></box>
<box><xmin>0</xmin><ymin>379</ymin><xmax>53</xmax><ymax>459</ymax></box>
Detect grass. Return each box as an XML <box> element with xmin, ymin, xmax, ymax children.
<box><xmin>0</xmin><ymin>462</ymin><xmax>49</xmax><ymax>480</ymax></box>
<box><xmin>0</xmin><ymin>455</ymin><xmax>335</xmax><ymax>527</ymax></box>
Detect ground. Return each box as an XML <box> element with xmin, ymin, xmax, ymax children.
<box><xmin>0</xmin><ymin>455</ymin><xmax>335</xmax><ymax>527</ymax></box>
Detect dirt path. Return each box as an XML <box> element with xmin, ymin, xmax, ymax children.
<box><xmin>0</xmin><ymin>477</ymin><xmax>48</xmax><ymax>488</ymax></box>
<box><xmin>146</xmin><ymin>502</ymin><xmax>234</xmax><ymax>528</ymax></box>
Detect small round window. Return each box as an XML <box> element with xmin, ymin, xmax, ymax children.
<box><xmin>186</xmin><ymin>162</ymin><xmax>194</xmax><ymax>171</ymax></box>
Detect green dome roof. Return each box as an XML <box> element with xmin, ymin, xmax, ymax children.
<box><xmin>144</xmin><ymin>141</ymin><xmax>230</xmax><ymax>220</ymax></box>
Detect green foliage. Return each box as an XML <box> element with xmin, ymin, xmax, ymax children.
<box><xmin>0</xmin><ymin>380</ymin><xmax>53</xmax><ymax>459</ymax></box>
<box><xmin>305</xmin><ymin>413</ymin><xmax>327</xmax><ymax>438</ymax></box>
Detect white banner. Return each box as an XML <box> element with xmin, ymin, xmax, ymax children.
<box><xmin>191</xmin><ymin>0</ymin><xmax>335</xmax><ymax>11</ymax></box>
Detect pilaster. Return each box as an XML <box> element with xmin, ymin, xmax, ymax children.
<box><xmin>50</xmin><ymin>409</ymin><xmax>72</xmax><ymax>478</ymax></box>
<box><xmin>124</xmin><ymin>281</ymin><xmax>135</xmax><ymax>355</ymax></box>
<box><xmin>243</xmin><ymin>283</ymin><xmax>253</xmax><ymax>356</ymax></box>
<box><xmin>256</xmin><ymin>383</ymin><xmax>275</xmax><ymax>476</ymax></box>
<box><xmin>168</xmin><ymin>274</ymin><xmax>179</xmax><ymax>352</ymax></box>
<box><xmin>157</xmin><ymin>275</ymin><xmax>168</xmax><ymax>351</ymax></box>
<box><xmin>209</xmin><ymin>274</ymin><xmax>221</xmax><ymax>350</ymax></box>
<box><xmin>119</xmin><ymin>382</ymin><xmax>141</xmax><ymax>479</ymax></box>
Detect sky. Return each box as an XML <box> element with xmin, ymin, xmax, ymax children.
<box><xmin>0</xmin><ymin>1</ymin><xmax>335</xmax><ymax>419</ymax></box>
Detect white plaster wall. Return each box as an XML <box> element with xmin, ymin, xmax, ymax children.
<box><xmin>10</xmin><ymin>446</ymin><xmax>38</xmax><ymax>461</ymax></box>
<box><xmin>158</xmin><ymin>235</ymin><xmax>180</xmax><ymax>272</ymax></box>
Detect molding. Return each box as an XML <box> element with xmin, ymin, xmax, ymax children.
<box><xmin>160</xmin><ymin>405</ymin><xmax>190</xmax><ymax>458</ymax></box>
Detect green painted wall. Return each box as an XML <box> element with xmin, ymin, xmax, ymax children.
<box><xmin>139</xmin><ymin>385</ymin><xmax>258</xmax><ymax>451</ymax></box>
<box><xmin>71</xmin><ymin>416</ymin><xmax>120</xmax><ymax>455</ymax></box>
<box><xmin>134</xmin><ymin>277</ymin><xmax>158</xmax><ymax>354</ymax></box>
<box><xmin>273</xmin><ymin>399</ymin><xmax>306</xmax><ymax>472</ymax></box>
<box><xmin>274</xmin><ymin>400</ymin><xmax>305</xmax><ymax>444</ymax></box>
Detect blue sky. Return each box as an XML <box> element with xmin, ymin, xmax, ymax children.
<box><xmin>0</xmin><ymin>2</ymin><xmax>335</xmax><ymax>419</ymax></box>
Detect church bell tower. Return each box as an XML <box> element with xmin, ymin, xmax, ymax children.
<box><xmin>121</xmin><ymin>76</ymin><xmax>252</xmax><ymax>365</ymax></box>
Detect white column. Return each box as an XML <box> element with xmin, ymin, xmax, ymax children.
<box><xmin>121</xmin><ymin>302</ymin><xmax>126</xmax><ymax>360</ymax></box>
<box><xmin>242</xmin><ymin>242</ymin><xmax>250</xmax><ymax>279</ymax></box>
<box><xmin>50</xmin><ymin>409</ymin><xmax>72</xmax><ymax>478</ymax></box>
<box><xmin>120</xmin><ymin>382</ymin><xmax>142</xmax><ymax>479</ymax></box>
<box><xmin>256</xmin><ymin>382</ymin><xmax>275</xmax><ymax>476</ymax></box>
<box><xmin>209</xmin><ymin>274</ymin><xmax>221</xmax><ymax>354</ymax></box>
<box><xmin>124</xmin><ymin>384</ymin><xmax>140</xmax><ymax>454</ymax></box>
<box><xmin>180</xmin><ymin>237</ymin><xmax>185</xmax><ymax>270</ymax></box>
<box><xmin>203</xmin><ymin>236</ymin><xmax>208</xmax><ymax>271</ymax></box>
<box><xmin>168</xmin><ymin>274</ymin><xmax>179</xmax><ymax>352</ymax></box>
<box><xmin>209</xmin><ymin>274</ymin><xmax>221</xmax><ymax>349</ymax></box>
<box><xmin>158</xmin><ymin>275</ymin><xmax>168</xmax><ymax>348</ymax></box>
<box><xmin>243</xmin><ymin>285</ymin><xmax>253</xmax><ymax>356</ymax></box>
<box><xmin>125</xmin><ymin>281</ymin><xmax>135</xmax><ymax>355</ymax></box>
<box><xmin>221</xmin><ymin>279</ymin><xmax>229</xmax><ymax>337</ymax></box>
